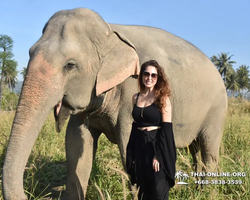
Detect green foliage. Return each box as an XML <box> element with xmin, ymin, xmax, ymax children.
<box><xmin>0</xmin><ymin>34</ymin><xmax>18</xmax><ymax>110</ymax></box>
<box><xmin>236</xmin><ymin>65</ymin><xmax>250</xmax><ymax>95</ymax></box>
<box><xmin>211</xmin><ymin>53</ymin><xmax>250</xmax><ymax>99</ymax></box>
<box><xmin>3</xmin><ymin>59</ymin><xmax>18</xmax><ymax>91</ymax></box>
<box><xmin>21</xmin><ymin>67</ymin><xmax>27</xmax><ymax>80</ymax></box>
<box><xmin>0</xmin><ymin>85</ymin><xmax>19</xmax><ymax>110</ymax></box>
<box><xmin>0</xmin><ymin>100</ymin><xmax>250</xmax><ymax>199</ymax></box>
<box><xmin>211</xmin><ymin>52</ymin><xmax>236</xmax><ymax>83</ymax></box>
<box><xmin>226</xmin><ymin>68</ymin><xmax>240</xmax><ymax>92</ymax></box>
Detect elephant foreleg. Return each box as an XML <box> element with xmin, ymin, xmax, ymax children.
<box><xmin>115</xmin><ymin>122</ymin><xmax>131</xmax><ymax>170</ymax></box>
<box><xmin>64</xmin><ymin>115</ymin><xmax>101</xmax><ymax>200</ymax></box>
<box><xmin>115</xmin><ymin>120</ymin><xmax>138</xmax><ymax>197</ymax></box>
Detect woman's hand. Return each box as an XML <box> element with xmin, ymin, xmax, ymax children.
<box><xmin>152</xmin><ymin>156</ymin><xmax>160</xmax><ymax>172</ymax></box>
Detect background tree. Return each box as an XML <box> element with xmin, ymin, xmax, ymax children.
<box><xmin>3</xmin><ymin>59</ymin><xmax>18</xmax><ymax>92</ymax></box>
<box><xmin>21</xmin><ymin>67</ymin><xmax>27</xmax><ymax>80</ymax></box>
<box><xmin>0</xmin><ymin>34</ymin><xmax>18</xmax><ymax>110</ymax></box>
<box><xmin>225</xmin><ymin>68</ymin><xmax>240</xmax><ymax>97</ymax></box>
<box><xmin>211</xmin><ymin>52</ymin><xmax>236</xmax><ymax>84</ymax></box>
<box><xmin>236</xmin><ymin>65</ymin><xmax>250</xmax><ymax>99</ymax></box>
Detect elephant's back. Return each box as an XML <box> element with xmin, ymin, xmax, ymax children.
<box><xmin>110</xmin><ymin>24</ymin><xmax>206</xmax><ymax>62</ymax></box>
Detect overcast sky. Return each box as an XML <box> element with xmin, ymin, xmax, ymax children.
<box><xmin>1</xmin><ymin>0</ymin><xmax>249</xmax><ymax>81</ymax></box>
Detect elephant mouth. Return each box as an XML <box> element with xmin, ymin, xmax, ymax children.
<box><xmin>54</xmin><ymin>100</ymin><xmax>73</xmax><ymax>132</ymax></box>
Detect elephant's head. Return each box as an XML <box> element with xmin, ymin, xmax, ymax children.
<box><xmin>3</xmin><ymin>8</ymin><xmax>139</xmax><ymax>200</ymax></box>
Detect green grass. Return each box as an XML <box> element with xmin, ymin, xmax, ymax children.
<box><xmin>0</xmin><ymin>98</ymin><xmax>250</xmax><ymax>199</ymax></box>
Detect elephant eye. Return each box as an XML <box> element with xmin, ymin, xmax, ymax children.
<box><xmin>64</xmin><ymin>61</ymin><xmax>78</xmax><ymax>71</ymax></box>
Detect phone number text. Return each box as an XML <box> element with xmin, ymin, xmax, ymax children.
<box><xmin>194</xmin><ymin>180</ymin><xmax>243</xmax><ymax>185</ymax></box>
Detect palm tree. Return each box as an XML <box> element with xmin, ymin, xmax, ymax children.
<box><xmin>226</xmin><ymin>68</ymin><xmax>240</xmax><ymax>97</ymax></box>
<box><xmin>236</xmin><ymin>65</ymin><xmax>250</xmax><ymax>99</ymax></box>
<box><xmin>3</xmin><ymin>60</ymin><xmax>18</xmax><ymax>92</ymax></box>
<box><xmin>21</xmin><ymin>67</ymin><xmax>27</xmax><ymax>80</ymax></box>
<box><xmin>211</xmin><ymin>52</ymin><xmax>236</xmax><ymax>84</ymax></box>
<box><xmin>0</xmin><ymin>34</ymin><xmax>15</xmax><ymax>110</ymax></box>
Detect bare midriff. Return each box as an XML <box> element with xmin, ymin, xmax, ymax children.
<box><xmin>137</xmin><ymin>126</ymin><xmax>161</xmax><ymax>131</ymax></box>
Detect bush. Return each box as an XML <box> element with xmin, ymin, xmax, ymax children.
<box><xmin>1</xmin><ymin>86</ymin><xmax>19</xmax><ymax>111</ymax></box>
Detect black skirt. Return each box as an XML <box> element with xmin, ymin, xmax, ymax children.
<box><xmin>126</xmin><ymin>122</ymin><xmax>176</xmax><ymax>188</ymax></box>
<box><xmin>138</xmin><ymin>178</ymin><xmax>170</xmax><ymax>200</ymax></box>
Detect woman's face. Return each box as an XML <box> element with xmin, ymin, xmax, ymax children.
<box><xmin>142</xmin><ymin>66</ymin><xmax>158</xmax><ymax>89</ymax></box>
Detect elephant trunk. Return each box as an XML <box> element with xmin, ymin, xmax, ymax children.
<box><xmin>2</xmin><ymin>54</ymin><xmax>62</xmax><ymax>200</ymax></box>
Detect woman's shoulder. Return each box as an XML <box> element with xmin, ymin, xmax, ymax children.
<box><xmin>132</xmin><ymin>93</ymin><xmax>139</xmax><ymax>100</ymax></box>
<box><xmin>165</xmin><ymin>96</ymin><xmax>171</xmax><ymax>105</ymax></box>
<box><xmin>132</xmin><ymin>93</ymin><xmax>139</xmax><ymax>98</ymax></box>
<box><xmin>132</xmin><ymin>93</ymin><xmax>139</xmax><ymax>104</ymax></box>
<box><xmin>161</xmin><ymin>95</ymin><xmax>171</xmax><ymax>105</ymax></box>
<box><xmin>162</xmin><ymin>95</ymin><xmax>172</xmax><ymax>113</ymax></box>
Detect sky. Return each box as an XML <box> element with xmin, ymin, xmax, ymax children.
<box><xmin>1</xmin><ymin>0</ymin><xmax>250</xmax><ymax>81</ymax></box>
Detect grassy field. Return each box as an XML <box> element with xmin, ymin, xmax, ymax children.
<box><xmin>0</xmin><ymin>98</ymin><xmax>249</xmax><ymax>200</ymax></box>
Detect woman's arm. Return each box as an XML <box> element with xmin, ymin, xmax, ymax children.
<box><xmin>153</xmin><ymin>96</ymin><xmax>173</xmax><ymax>172</ymax></box>
<box><xmin>162</xmin><ymin>96</ymin><xmax>172</xmax><ymax>122</ymax></box>
<box><xmin>153</xmin><ymin>96</ymin><xmax>172</xmax><ymax>172</ymax></box>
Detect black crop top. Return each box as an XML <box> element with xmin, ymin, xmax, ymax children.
<box><xmin>132</xmin><ymin>93</ymin><xmax>162</xmax><ymax>127</ymax></box>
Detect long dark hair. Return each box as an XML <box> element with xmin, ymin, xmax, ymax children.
<box><xmin>138</xmin><ymin>60</ymin><xmax>171</xmax><ymax>112</ymax></box>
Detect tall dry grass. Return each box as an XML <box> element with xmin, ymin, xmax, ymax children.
<box><xmin>0</xmin><ymin>98</ymin><xmax>249</xmax><ymax>199</ymax></box>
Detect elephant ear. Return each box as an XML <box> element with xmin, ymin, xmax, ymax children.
<box><xmin>96</xmin><ymin>31</ymin><xmax>140</xmax><ymax>96</ymax></box>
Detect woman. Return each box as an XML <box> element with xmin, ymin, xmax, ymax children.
<box><xmin>126</xmin><ymin>60</ymin><xmax>176</xmax><ymax>200</ymax></box>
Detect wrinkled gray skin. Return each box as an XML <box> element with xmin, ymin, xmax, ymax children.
<box><xmin>2</xmin><ymin>8</ymin><xmax>227</xmax><ymax>200</ymax></box>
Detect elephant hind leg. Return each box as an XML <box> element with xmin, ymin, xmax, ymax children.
<box><xmin>64</xmin><ymin>116</ymin><xmax>101</xmax><ymax>200</ymax></box>
<box><xmin>189</xmin><ymin>138</ymin><xmax>203</xmax><ymax>172</ymax></box>
<box><xmin>199</xmin><ymin>109</ymin><xmax>226</xmax><ymax>172</ymax></box>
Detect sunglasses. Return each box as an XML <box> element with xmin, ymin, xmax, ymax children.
<box><xmin>143</xmin><ymin>71</ymin><xmax>158</xmax><ymax>79</ymax></box>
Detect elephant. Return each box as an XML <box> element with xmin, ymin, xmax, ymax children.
<box><xmin>2</xmin><ymin>8</ymin><xmax>227</xmax><ymax>200</ymax></box>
